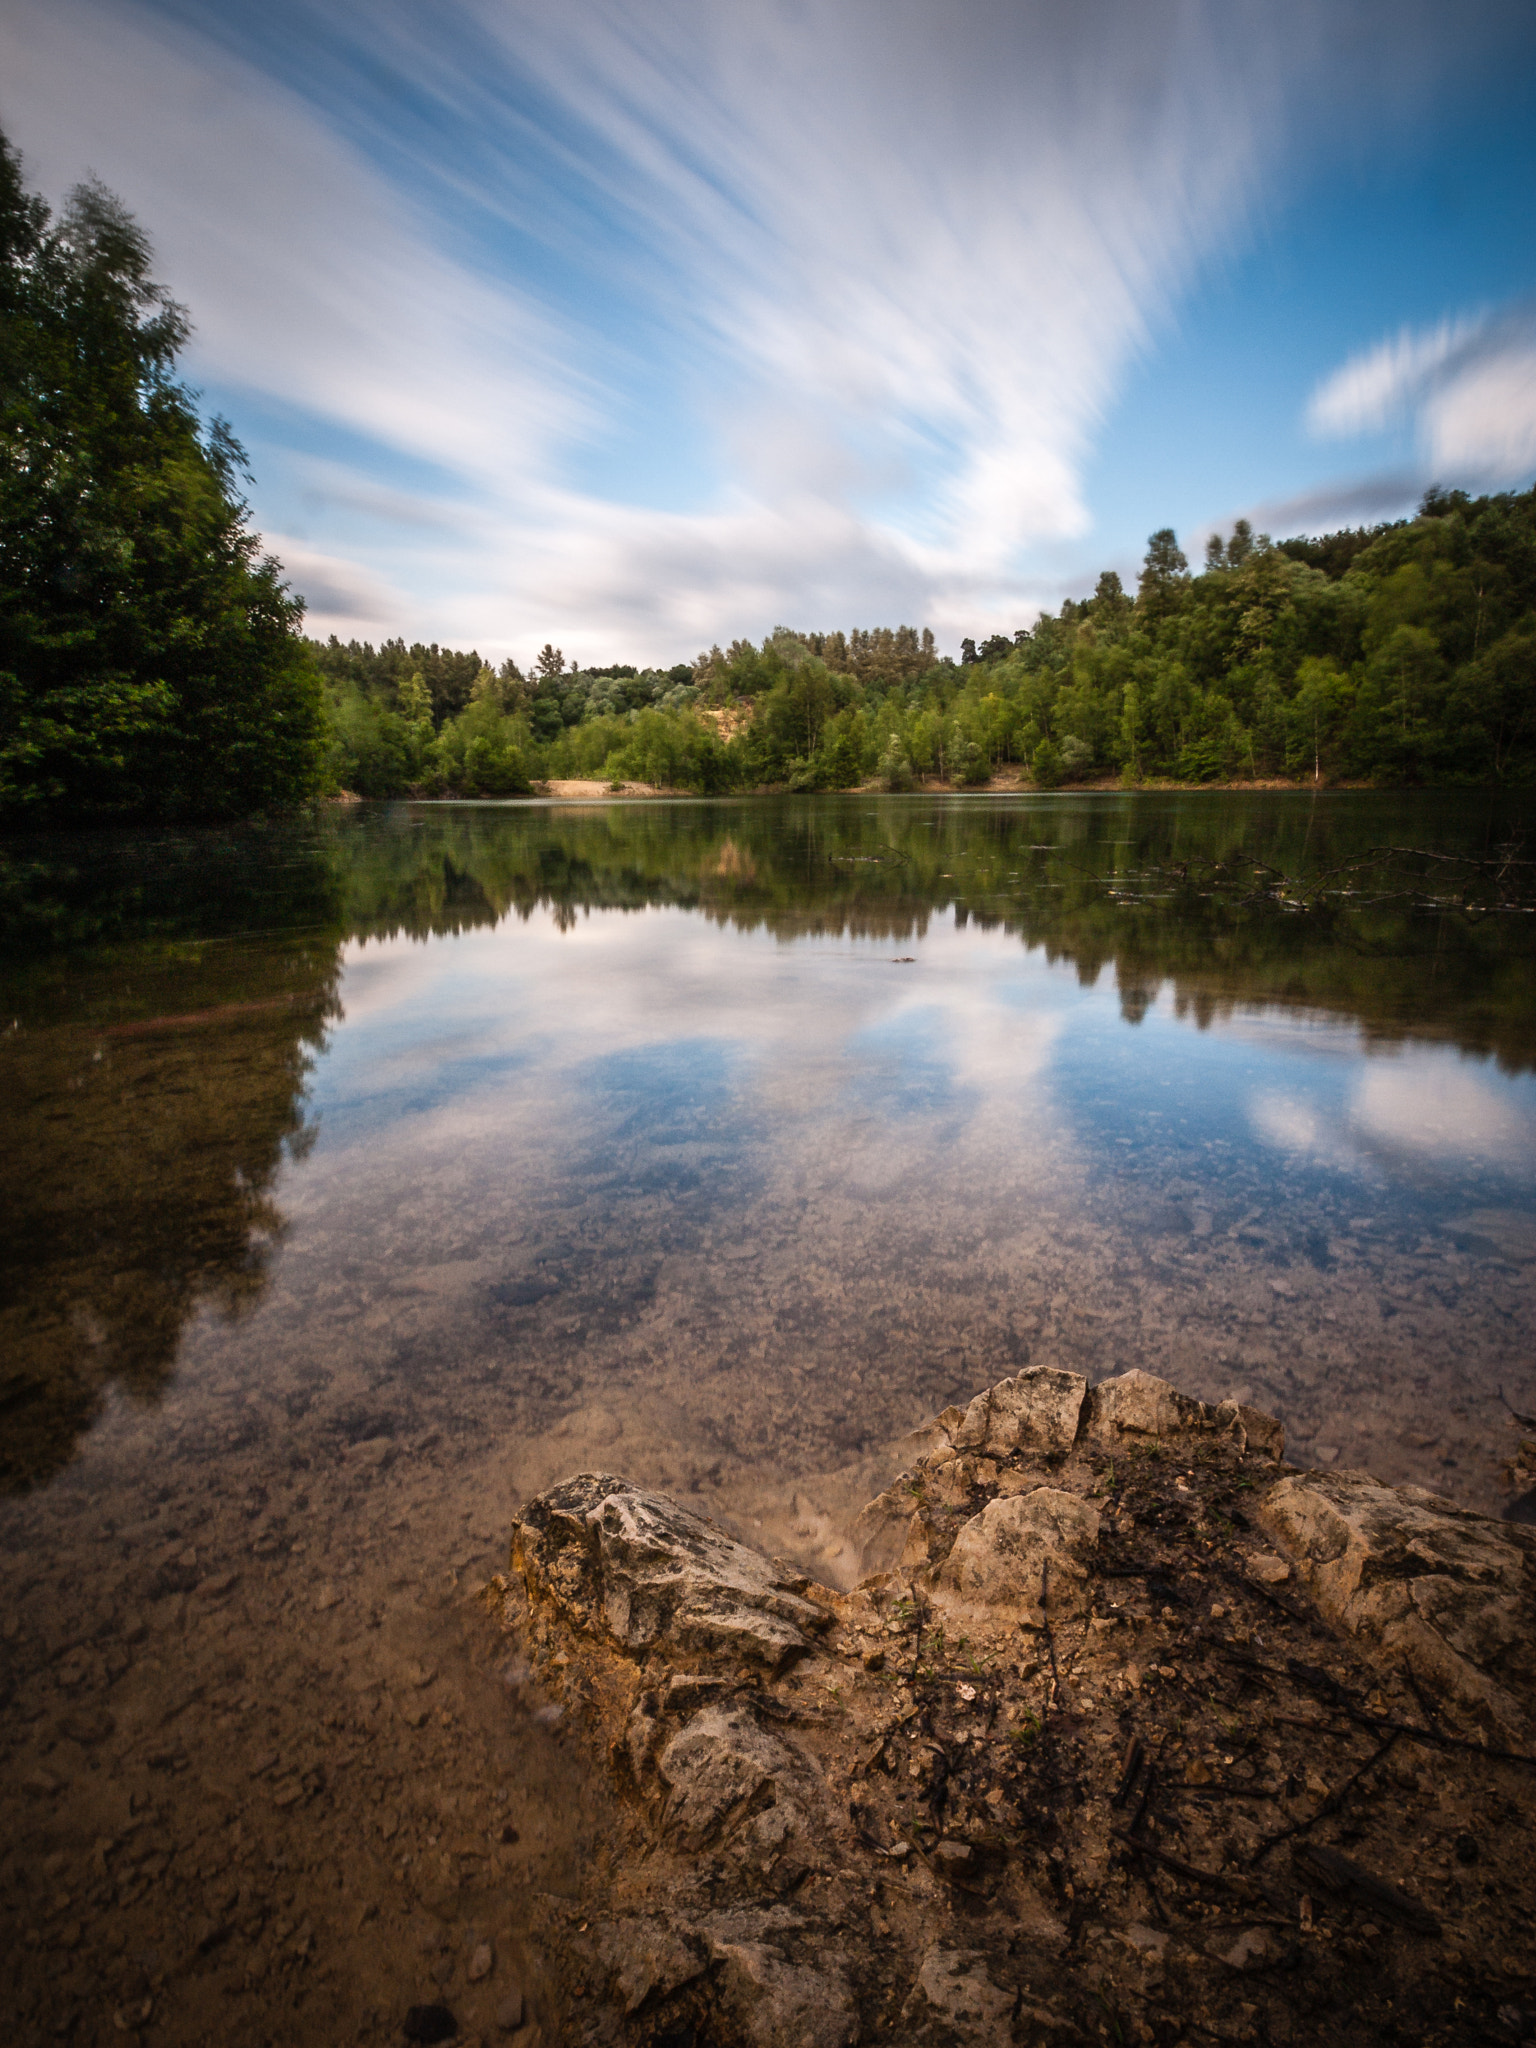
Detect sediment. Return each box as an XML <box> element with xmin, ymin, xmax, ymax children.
<box><xmin>486</xmin><ymin>1368</ymin><xmax>1536</xmax><ymax>2046</ymax></box>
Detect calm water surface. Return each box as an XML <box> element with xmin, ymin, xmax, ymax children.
<box><xmin>3</xmin><ymin>790</ymin><xmax>1535</xmax><ymax>2037</ymax></box>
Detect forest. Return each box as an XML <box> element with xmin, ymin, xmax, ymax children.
<box><xmin>320</xmin><ymin>490</ymin><xmax>1536</xmax><ymax>800</ymax></box>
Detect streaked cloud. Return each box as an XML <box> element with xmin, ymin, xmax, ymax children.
<box><xmin>1240</xmin><ymin>474</ymin><xmax>1425</xmax><ymax>538</ymax></box>
<box><xmin>1308</xmin><ymin>304</ymin><xmax>1536</xmax><ymax>485</ymax></box>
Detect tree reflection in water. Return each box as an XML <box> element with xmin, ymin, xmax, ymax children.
<box><xmin>1</xmin><ymin>789</ymin><xmax>1531</xmax><ymax>1492</ymax></box>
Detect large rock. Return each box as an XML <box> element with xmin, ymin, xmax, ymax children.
<box><xmin>1085</xmin><ymin>1368</ymin><xmax>1205</xmax><ymax>1441</ymax></box>
<box><xmin>1259</xmin><ymin>1470</ymin><xmax>1536</xmax><ymax>1739</ymax></box>
<box><xmin>930</xmin><ymin>1489</ymin><xmax>1100</xmax><ymax>1639</ymax></box>
<box><xmin>512</xmin><ymin>1473</ymin><xmax>834</xmax><ymax>1673</ymax></box>
<box><xmin>491</xmin><ymin>1369</ymin><xmax>1536</xmax><ymax>2048</ymax></box>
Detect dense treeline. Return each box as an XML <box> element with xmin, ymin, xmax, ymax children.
<box><xmin>320</xmin><ymin>497</ymin><xmax>1536</xmax><ymax>800</ymax></box>
<box><xmin>0</xmin><ymin>135</ymin><xmax>322</xmax><ymax>821</ymax></box>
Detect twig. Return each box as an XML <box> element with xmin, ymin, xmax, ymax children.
<box><xmin>1282</xmin><ymin>1659</ymin><xmax>1536</xmax><ymax>1767</ymax></box>
<box><xmin>1249</xmin><ymin>1734</ymin><xmax>1397</xmax><ymax>1865</ymax></box>
<box><xmin>1111</xmin><ymin>1735</ymin><xmax>1146</xmax><ymax>1810</ymax></box>
<box><xmin>1128</xmin><ymin>1762</ymin><xmax>1158</xmax><ymax>1839</ymax></box>
<box><xmin>1112</xmin><ymin>1831</ymin><xmax>1264</xmax><ymax>1900</ymax></box>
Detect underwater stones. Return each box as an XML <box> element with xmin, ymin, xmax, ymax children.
<box><xmin>930</xmin><ymin>1489</ymin><xmax>1100</xmax><ymax>1636</ymax></box>
<box><xmin>512</xmin><ymin>1473</ymin><xmax>833</xmax><ymax>1672</ymax></box>
<box><xmin>1258</xmin><ymin>1470</ymin><xmax>1536</xmax><ymax>1738</ymax></box>
<box><xmin>950</xmin><ymin>1368</ymin><xmax>1089</xmax><ymax>1459</ymax></box>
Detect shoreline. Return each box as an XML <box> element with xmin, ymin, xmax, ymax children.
<box><xmin>492</xmin><ymin>775</ymin><xmax>1415</xmax><ymax>804</ymax></box>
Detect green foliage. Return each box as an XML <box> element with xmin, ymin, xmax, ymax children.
<box><xmin>0</xmin><ymin>132</ymin><xmax>323</xmax><ymax>821</ymax></box>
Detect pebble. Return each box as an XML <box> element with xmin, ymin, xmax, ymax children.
<box><xmin>313</xmin><ymin>1584</ymin><xmax>342</xmax><ymax>1612</ymax></box>
<box><xmin>467</xmin><ymin>1942</ymin><xmax>494</xmax><ymax>1983</ymax></box>
<box><xmin>494</xmin><ymin>1987</ymin><xmax>525</xmax><ymax>2032</ymax></box>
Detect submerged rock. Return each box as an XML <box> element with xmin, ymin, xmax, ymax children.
<box><xmin>491</xmin><ymin>1368</ymin><xmax>1536</xmax><ymax>2047</ymax></box>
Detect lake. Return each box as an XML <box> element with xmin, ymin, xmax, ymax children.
<box><xmin>3</xmin><ymin>788</ymin><xmax>1534</xmax><ymax>2038</ymax></box>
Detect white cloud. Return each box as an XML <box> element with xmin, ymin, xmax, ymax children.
<box><xmin>1352</xmin><ymin>1062</ymin><xmax>1534</xmax><ymax>1166</ymax></box>
<box><xmin>1307</xmin><ymin>319</ymin><xmax>1479</xmax><ymax>438</ymax></box>
<box><xmin>1307</xmin><ymin>305</ymin><xmax>1536</xmax><ymax>485</ymax></box>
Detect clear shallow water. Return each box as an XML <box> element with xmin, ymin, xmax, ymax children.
<box><xmin>5</xmin><ymin>790</ymin><xmax>1534</xmax><ymax>1524</ymax></box>
<box><xmin>2</xmin><ymin>791</ymin><xmax>1535</xmax><ymax>2035</ymax></box>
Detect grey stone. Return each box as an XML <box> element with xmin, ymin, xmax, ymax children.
<box><xmin>703</xmin><ymin>1912</ymin><xmax>857</xmax><ymax>2048</ymax></box>
<box><xmin>513</xmin><ymin>1474</ymin><xmax>834</xmax><ymax>1673</ymax></box>
<box><xmin>900</xmin><ymin>1947</ymin><xmax>1016</xmax><ymax>2042</ymax></box>
<box><xmin>930</xmin><ymin>1488</ymin><xmax>1100</xmax><ymax>1638</ymax></box>
<box><xmin>493</xmin><ymin>1987</ymin><xmax>525</xmax><ymax>2032</ymax></box>
<box><xmin>597</xmin><ymin>1916</ymin><xmax>706</xmax><ymax>2014</ymax></box>
<box><xmin>656</xmin><ymin>1705</ymin><xmax>820</xmax><ymax>1850</ymax></box>
<box><xmin>1258</xmin><ymin>1469</ymin><xmax>1536</xmax><ymax>1738</ymax></box>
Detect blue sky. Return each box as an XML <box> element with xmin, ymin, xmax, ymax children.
<box><xmin>4</xmin><ymin>0</ymin><xmax>1535</xmax><ymax>665</ymax></box>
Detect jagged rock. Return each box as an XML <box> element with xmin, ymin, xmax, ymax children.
<box><xmin>1213</xmin><ymin>1397</ymin><xmax>1286</xmax><ymax>1460</ymax></box>
<box><xmin>512</xmin><ymin>1472</ymin><xmax>834</xmax><ymax>1672</ymax></box>
<box><xmin>491</xmin><ymin>1368</ymin><xmax>1536</xmax><ymax>2048</ymax></box>
<box><xmin>930</xmin><ymin>1489</ymin><xmax>1100</xmax><ymax>1639</ymax></box>
<box><xmin>703</xmin><ymin>1909</ymin><xmax>857</xmax><ymax>2048</ymax></box>
<box><xmin>899</xmin><ymin>1404</ymin><xmax>971</xmax><ymax>1464</ymax></box>
<box><xmin>951</xmin><ymin>1369</ymin><xmax>1088</xmax><ymax>1459</ymax></box>
<box><xmin>1259</xmin><ymin>1470</ymin><xmax>1536</xmax><ymax>1738</ymax></box>
<box><xmin>596</xmin><ymin>1915</ymin><xmax>706</xmax><ymax>2014</ymax></box>
<box><xmin>1085</xmin><ymin>1368</ymin><xmax>1205</xmax><ymax>1440</ymax></box>
<box><xmin>899</xmin><ymin>1947</ymin><xmax>1017</xmax><ymax>2042</ymax></box>
<box><xmin>656</xmin><ymin>1703</ymin><xmax>821</xmax><ymax>1850</ymax></box>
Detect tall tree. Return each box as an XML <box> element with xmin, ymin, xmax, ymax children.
<box><xmin>1136</xmin><ymin>528</ymin><xmax>1189</xmax><ymax>623</ymax></box>
<box><xmin>0</xmin><ymin>133</ymin><xmax>322</xmax><ymax>819</ymax></box>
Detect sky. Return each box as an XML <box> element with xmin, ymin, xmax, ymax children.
<box><xmin>4</xmin><ymin>0</ymin><xmax>1536</xmax><ymax>667</ymax></box>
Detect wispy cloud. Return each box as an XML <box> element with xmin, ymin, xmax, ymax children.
<box><xmin>1308</xmin><ymin>305</ymin><xmax>1536</xmax><ymax>485</ymax></box>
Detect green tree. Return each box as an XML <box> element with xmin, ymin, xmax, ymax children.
<box><xmin>1136</xmin><ymin>527</ymin><xmax>1189</xmax><ymax>624</ymax></box>
<box><xmin>0</xmin><ymin>134</ymin><xmax>322</xmax><ymax>819</ymax></box>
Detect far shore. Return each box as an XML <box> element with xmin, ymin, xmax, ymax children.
<box><xmin>518</xmin><ymin>771</ymin><xmax>1369</xmax><ymax>802</ymax></box>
